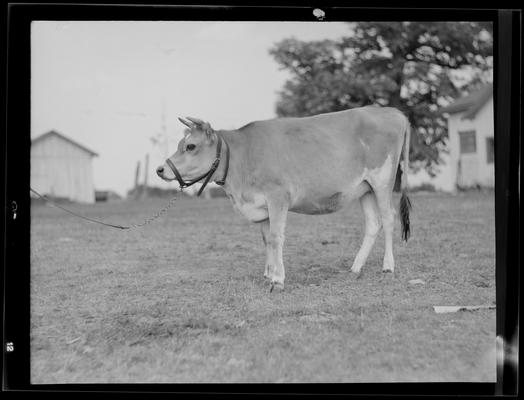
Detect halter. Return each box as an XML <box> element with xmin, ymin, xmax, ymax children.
<box><xmin>165</xmin><ymin>135</ymin><xmax>230</xmax><ymax>197</ymax></box>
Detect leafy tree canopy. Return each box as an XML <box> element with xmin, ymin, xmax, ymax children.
<box><xmin>269</xmin><ymin>22</ymin><xmax>493</xmax><ymax>174</ymax></box>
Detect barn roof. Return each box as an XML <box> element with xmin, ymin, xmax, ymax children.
<box><xmin>440</xmin><ymin>84</ymin><xmax>493</xmax><ymax>120</ymax></box>
<box><xmin>32</xmin><ymin>130</ymin><xmax>99</xmax><ymax>157</ymax></box>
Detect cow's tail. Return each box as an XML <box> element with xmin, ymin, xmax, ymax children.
<box><xmin>399</xmin><ymin>119</ymin><xmax>412</xmax><ymax>242</ymax></box>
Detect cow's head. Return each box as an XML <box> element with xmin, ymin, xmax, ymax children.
<box><xmin>156</xmin><ymin>117</ymin><xmax>218</xmax><ymax>184</ymax></box>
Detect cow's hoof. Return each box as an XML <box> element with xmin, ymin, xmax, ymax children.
<box><xmin>349</xmin><ymin>270</ymin><xmax>363</xmax><ymax>280</ymax></box>
<box><xmin>350</xmin><ymin>266</ymin><xmax>362</xmax><ymax>275</ymax></box>
<box><xmin>381</xmin><ymin>269</ymin><xmax>395</xmax><ymax>280</ymax></box>
<box><xmin>269</xmin><ymin>281</ymin><xmax>284</xmax><ymax>293</ymax></box>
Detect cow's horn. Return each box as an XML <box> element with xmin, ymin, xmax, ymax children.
<box><xmin>178</xmin><ymin>117</ymin><xmax>193</xmax><ymax>128</ymax></box>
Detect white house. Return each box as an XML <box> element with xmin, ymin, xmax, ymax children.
<box><xmin>409</xmin><ymin>84</ymin><xmax>494</xmax><ymax>192</ymax></box>
<box><xmin>31</xmin><ymin>130</ymin><xmax>98</xmax><ymax>203</ymax></box>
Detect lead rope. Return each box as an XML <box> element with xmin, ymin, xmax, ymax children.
<box><xmin>30</xmin><ymin>187</ymin><xmax>178</xmax><ymax>230</ymax></box>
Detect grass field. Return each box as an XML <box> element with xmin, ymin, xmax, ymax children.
<box><xmin>30</xmin><ymin>191</ymin><xmax>496</xmax><ymax>383</ymax></box>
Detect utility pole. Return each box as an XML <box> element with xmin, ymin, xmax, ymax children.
<box><xmin>143</xmin><ymin>153</ymin><xmax>149</xmax><ymax>198</ymax></box>
<box><xmin>161</xmin><ymin>98</ymin><xmax>168</xmax><ymax>159</ymax></box>
<box><xmin>134</xmin><ymin>160</ymin><xmax>141</xmax><ymax>199</ymax></box>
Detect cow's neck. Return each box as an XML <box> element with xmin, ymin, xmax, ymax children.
<box><xmin>211</xmin><ymin>129</ymin><xmax>270</xmax><ymax>222</ymax></box>
<box><xmin>212</xmin><ymin>129</ymin><xmax>244</xmax><ymax>192</ymax></box>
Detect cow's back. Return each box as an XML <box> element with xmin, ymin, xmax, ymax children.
<box><xmin>237</xmin><ymin>106</ymin><xmax>406</xmax><ymax>176</ymax></box>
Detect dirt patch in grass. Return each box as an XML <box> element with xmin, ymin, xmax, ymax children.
<box><xmin>31</xmin><ymin>192</ymin><xmax>496</xmax><ymax>383</ymax></box>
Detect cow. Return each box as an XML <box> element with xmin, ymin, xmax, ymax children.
<box><xmin>156</xmin><ymin>106</ymin><xmax>412</xmax><ymax>291</ymax></box>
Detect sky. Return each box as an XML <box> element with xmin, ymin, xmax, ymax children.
<box><xmin>31</xmin><ymin>21</ymin><xmax>350</xmax><ymax>197</ymax></box>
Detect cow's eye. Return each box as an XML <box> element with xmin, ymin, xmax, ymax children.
<box><xmin>186</xmin><ymin>144</ymin><xmax>196</xmax><ymax>151</ymax></box>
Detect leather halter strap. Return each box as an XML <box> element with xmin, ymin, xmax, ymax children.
<box><xmin>165</xmin><ymin>135</ymin><xmax>229</xmax><ymax>196</ymax></box>
<box><xmin>215</xmin><ymin>139</ymin><xmax>229</xmax><ymax>186</ymax></box>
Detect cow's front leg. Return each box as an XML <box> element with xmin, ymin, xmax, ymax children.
<box><xmin>264</xmin><ymin>196</ymin><xmax>289</xmax><ymax>291</ymax></box>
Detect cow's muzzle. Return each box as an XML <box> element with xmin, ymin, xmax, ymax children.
<box><xmin>156</xmin><ymin>166</ymin><xmax>166</xmax><ymax>177</ymax></box>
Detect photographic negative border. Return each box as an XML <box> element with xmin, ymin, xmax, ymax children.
<box><xmin>4</xmin><ymin>3</ymin><xmax>519</xmax><ymax>395</ymax></box>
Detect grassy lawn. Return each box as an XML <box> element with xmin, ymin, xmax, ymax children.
<box><xmin>30</xmin><ymin>191</ymin><xmax>496</xmax><ymax>383</ymax></box>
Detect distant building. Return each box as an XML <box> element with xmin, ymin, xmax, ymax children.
<box><xmin>409</xmin><ymin>84</ymin><xmax>494</xmax><ymax>192</ymax></box>
<box><xmin>31</xmin><ymin>130</ymin><xmax>98</xmax><ymax>203</ymax></box>
<box><xmin>441</xmin><ymin>84</ymin><xmax>494</xmax><ymax>189</ymax></box>
<box><xmin>95</xmin><ymin>190</ymin><xmax>122</xmax><ymax>202</ymax></box>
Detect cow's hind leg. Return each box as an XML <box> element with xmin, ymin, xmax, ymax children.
<box><xmin>365</xmin><ymin>152</ymin><xmax>399</xmax><ymax>273</ymax></box>
<box><xmin>351</xmin><ymin>191</ymin><xmax>382</xmax><ymax>274</ymax></box>
<box><xmin>260</xmin><ymin>219</ymin><xmax>271</xmax><ymax>279</ymax></box>
<box><xmin>374</xmin><ymin>186</ymin><xmax>396</xmax><ymax>273</ymax></box>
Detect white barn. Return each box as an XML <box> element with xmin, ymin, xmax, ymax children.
<box><xmin>409</xmin><ymin>84</ymin><xmax>494</xmax><ymax>192</ymax></box>
<box><xmin>31</xmin><ymin>130</ymin><xmax>98</xmax><ymax>203</ymax></box>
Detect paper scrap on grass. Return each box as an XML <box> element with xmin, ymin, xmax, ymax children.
<box><xmin>433</xmin><ymin>305</ymin><xmax>496</xmax><ymax>314</ymax></box>
<box><xmin>408</xmin><ymin>279</ymin><xmax>425</xmax><ymax>285</ymax></box>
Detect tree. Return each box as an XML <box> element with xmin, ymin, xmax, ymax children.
<box><xmin>269</xmin><ymin>22</ymin><xmax>493</xmax><ymax>174</ymax></box>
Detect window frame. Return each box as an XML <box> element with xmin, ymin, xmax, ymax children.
<box><xmin>486</xmin><ymin>136</ymin><xmax>495</xmax><ymax>164</ymax></box>
<box><xmin>458</xmin><ymin>130</ymin><xmax>477</xmax><ymax>154</ymax></box>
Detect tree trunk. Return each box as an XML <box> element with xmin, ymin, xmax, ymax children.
<box><xmin>388</xmin><ymin>59</ymin><xmax>405</xmax><ymax>109</ymax></box>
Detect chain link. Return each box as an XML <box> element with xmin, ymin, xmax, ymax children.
<box><xmin>126</xmin><ymin>196</ymin><xmax>179</xmax><ymax>229</ymax></box>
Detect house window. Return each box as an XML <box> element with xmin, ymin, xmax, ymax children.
<box><xmin>486</xmin><ymin>137</ymin><xmax>494</xmax><ymax>163</ymax></box>
<box><xmin>459</xmin><ymin>130</ymin><xmax>477</xmax><ymax>154</ymax></box>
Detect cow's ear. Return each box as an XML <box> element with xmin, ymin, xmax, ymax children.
<box><xmin>201</xmin><ymin>122</ymin><xmax>214</xmax><ymax>138</ymax></box>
